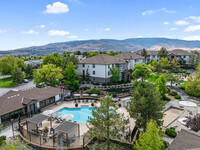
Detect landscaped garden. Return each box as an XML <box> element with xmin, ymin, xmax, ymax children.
<box><xmin>0</xmin><ymin>77</ymin><xmax>18</xmax><ymax>88</ymax></box>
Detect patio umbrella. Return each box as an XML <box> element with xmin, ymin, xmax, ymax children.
<box><xmin>63</xmin><ymin>114</ymin><xmax>74</xmax><ymax>120</ymax></box>
<box><xmin>43</xmin><ymin>110</ymin><xmax>54</xmax><ymax>116</ymax></box>
<box><xmin>51</xmin><ymin>112</ymin><xmax>62</xmax><ymax>118</ymax></box>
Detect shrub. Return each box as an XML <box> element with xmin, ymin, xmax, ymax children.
<box><xmin>162</xmin><ymin>95</ymin><xmax>171</xmax><ymax>101</ymax></box>
<box><xmin>0</xmin><ymin>136</ymin><xmax>6</xmax><ymax>141</ymax></box>
<box><xmin>179</xmin><ymin>83</ymin><xmax>186</xmax><ymax>90</ymax></box>
<box><xmin>102</xmin><ymin>83</ymin><xmax>107</xmax><ymax>86</ymax></box>
<box><xmin>185</xmin><ymin>81</ymin><xmax>200</xmax><ymax>98</ymax></box>
<box><xmin>169</xmin><ymin>91</ymin><xmax>178</xmax><ymax>96</ymax></box>
<box><xmin>85</xmin><ymin>88</ymin><xmax>100</xmax><ymax>94</ymax></box>
<box><xmin>174</xmin><ymin>95</ymin><xmax>181</xmax><ymax>99</ymax></box>
<box><xmin>165</xmin><ymin>127</ymin><xmax>177</xmax><ymax>138</ymax></box>
<box><xmin>93</xmin><ymin>82</ymin><xmax>99</xmax><ymax>85</ymax></box>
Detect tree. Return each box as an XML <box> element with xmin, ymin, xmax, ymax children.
<box><xmin>88</xmin><ymin>51</ymin><xmax>100</xmax><ymax>57</ymax></box>
<box><xmin>189</xmin><ymin>51</ymin><xmax>200</xmax><ymax>68</ymax></box>
<box><xmin>0</xmin><ymin>137</ymin><xmax>32</xmax><ymax>150</ymax></box>
<box><xmin>62</xmin><ymin>55</ymin><xmax>79</xmax><ymax>70</ymax></box>
<box><xmin>110</xmin><ymin>68</ymin><xmax>120</xmax><ymax>83</ymax></box>
<box><xmin>141</xmin><ymin>48</ymin><xmax>148</xmax><ymax>63</ymax></box>
<box><xmin>132</xmin><ymin>63</ymin><xmax>152</xmax><ymax>82</ymax></box>
<box><xmin>63</xmin><ymin>61</ymin><xmax>79</xmax><ymax>91</ymax></box>
<box><xmin>11</xmin><ymin>67</ymin><xmax>24</xmax><ymax>83</ymax></box>
<box><xmin>87</xmin><ymin>95</ymin><xmax>128</xmax><ymax>150</ymax></box>
<box><xmin>24</xmin><ymin>64</ymin><xmax>34</xmax><ymax>78</ymax></box>
<box><xmin>134</xmin><ymin>120</ymin><xmax>164</xmax><ymax>150</ymax></box>
<box><xmin>85</xmin><ymin>67</ymin><xmax>90</xmax><ymax>81</ymax></box>
<box><xmin>158</xmin><ymin>47</ymin><xmax>168</xmax><ymax>58</ymax></box>
<box><xmin>63</xmin><ymin>51</ymin><xmax>72</xmax><ymax>57</ymax></box>
<box><xmin>128</xmin><ymin>82</ymin><xmax>165</xmax><ymax>130</ymax></box>
<box><xmin>165</xmin><ymin>73</ymin><xmax>179</xmax><ymax>87</ymax></box>
<box><xmin>159</xmin><ymin>57</ymin><xmax>170</xmax><ymax>69</ymax></box>
<box><xmin>73</xmin><ymin>51</ymin><xmax>81</xmax><ymax>55</ymax></box>
<box><xmin>186</xmin><ymin>114</ymin><xmax>200</xmax><ymax>132</ymax></box>
<box><xmin>185</xmin><ymin>80</ymin><xmax>200</xmax><ymax>97</ymax></box>
<box><xmin>42</xmin><ymin>53</ymin><xmax>62</xmax><ymax>67</ymax></box>
<box><xmin>156</xmin><ymin>74</ymin><xmax>167</xmax><ymax>98</ymax></box>
<box><xmin>171</xmin><ymin>59</ymin><xmax>180</xmax><ymax>70</ymax></box>
<box><xmin>155</xmin><ymin>63</ymin><xmax>163</xmax><ymax>73</ymax></box>
<box><xmin>33</xmin><ymin>64</ymin><xmax>63</xmax><ymax>86</ymax></box>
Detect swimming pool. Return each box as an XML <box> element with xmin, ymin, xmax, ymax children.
<box><xmin>57</xmin><ymin>106</ymin><xmax>94</xmax><ymax>123</ymax></box>
<box><xmin>124</xmin><ymin>99</ymin><xmax>131</xmax><ymax>103</ymax></box>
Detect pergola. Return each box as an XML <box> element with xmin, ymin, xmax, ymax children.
<box><xmin>26</xmin><ymin>114</ymin><xmax>50</xmax><ymax>134</ymax></box>
<box><xmin>54</xmin><ymin>121</ymin><xmax>80</xmax><ymax>146</ymax></box>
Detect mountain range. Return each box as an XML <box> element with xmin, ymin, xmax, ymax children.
<box><xmin>1</xmin><ymin>38</ymin><xmax>200</xmax><ymax>57</ymax></box>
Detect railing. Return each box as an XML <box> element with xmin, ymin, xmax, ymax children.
<box><xmin>19</xmin><ymin>124</ymin><xmax>91</xmax><ymax>150</ymax></box>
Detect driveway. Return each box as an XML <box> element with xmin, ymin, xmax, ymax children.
<box><xmin>0</xmin><ymin>80</ymin><xmax>35</xmax><ymax>96</ymax></box>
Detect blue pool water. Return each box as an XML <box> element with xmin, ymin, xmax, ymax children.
<box><xmin>57</xmin><ymin>106</ymin><xmax>94</xmax><ymax>123</ymax></box>
<box><xmin>124</xmin><ymin>99</ymin><xmax>131</xmax><ymax>103</ymax></box>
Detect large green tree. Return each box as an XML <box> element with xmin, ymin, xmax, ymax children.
<box><xmin>165</xmin><ymin>73</ymin><xmax>179</xmax><ymax>87</ymax></box>
<box><xmin>24</xmin><ymin>64</ymin><xmax>34</xmax><ymax>78</ymax></box>
<box><xmin>110</xmin><ymin>67</ymin><xmax>120</xmax><ymax>83</ymax></box>
<box><xmin>63</xmin><ymin>61</ymin><xmax>79</xmax><ymax>91</ymax></box>
<box><xmin>62</xmin><ymin>55</ymin><xmax>79</xmax><ymax>70</ymax></box>
<box><xmin>11</xmin><ymin>67</ymin><xmax>24</xmax><ymax>83</ymax></box>
<box><xmin>33</xmin><ymin>64</ymin><xmax>63</xmax><ymax>86</ymax></box>
<box><xmin>87</xmin><ymin>95</ymin><xmax>128</xmax><ymax>150</ymax></box>
<box><xmin>156</xmin><ymin>74</ymin><xmax>168</xmax><ymax>98</ymax></box>
<box><xmin>132</xmin><ymin>63</ymin><xmax>152</xmax><ymax>82</ymax></box>
<box><xmin>171</xmin><ymin>59</ymin><xmax>180</xmax><ymax>70</ymax></box>
<box><xmin>128</xmin><ymin>82</ymin><xmax>165</xmax><ymax>130</ymax></box>
<box><xmin>158</xmin><ymin>47</ymin><xmax>168</xmax><ymax>58</ymax></box>
<box><xmin>134</xmin><ymin>120</ymin><xmax>164</xmax><ymax>150</ymax></box>
<box><xmin>159</xmin><ymin>57</ymin><xmax>170</xmax><ymax>69</ymax></box>
<box><xmin>141</xmin><ymin>48</ymin><xmax>148</xmax><ymax>63</ymax></box>
<box><xmin>42</xmin><ymin>53</ymin><xmax>63</xmax><ymax>67</ymax></box>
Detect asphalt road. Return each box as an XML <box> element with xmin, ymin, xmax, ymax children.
<box><xmin>0</xmin><ymin>80</ymin><xmax>35</xmax><ymax>96</ymax></box>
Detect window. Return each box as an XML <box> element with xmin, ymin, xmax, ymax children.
<box><xmin>108</xmin><ymin>65</ymin><xmax>110</xmax><ymax>68</ymax></box>
<box><xmin>93</xmin><ymin>71</ymin><xmax>95</xmax><ymax>75</ymax></box>
<box><xmin>112</xmin><ymin>64</ymin><xmax>114</xmax><ymax>67</ymax></box>
<box><xmin>93</xmin><ymin>64</ymin><xmax>95</xmax><ymax>68</ymax></box>
<box><xmin>83</xmin><ymin>70</ymin><xmax>85</xmax><ymax>75</ymax></box>
<box><xmin>184</xmin><ymin>56</ymin><xmax>186</xmax><ymax>58</ymax></box>
<box><xmin>82</xmin><ymin>64</ymin><xmax>85</xmax><ymax>67</ymax></box>
<box><xmin>108</xmin><ymin>71</ymin><xmax>110</xmax><ymax>75</ymax></box>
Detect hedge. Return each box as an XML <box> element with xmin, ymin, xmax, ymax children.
<box><xmin>169</xmin><ymin>91</ymin><xmax>178</xmax><ymax>96</ymax></box>
<box><xmin>165</xmin><ymin>127</ymin><xmax>177</xmax><ymax>138</ymax></box>
<box><xmin>174</xmin><ymin>95</ymin><xmax>181</xmax><ymax>99</ymax></box>
<box><xmin>85</xmin><ymin>88</ymin><xmax>100</xmax><ymax>94</ymax></box>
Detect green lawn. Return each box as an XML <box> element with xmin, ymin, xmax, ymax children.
<box><xmin>147</xmin><ymin>73</ymin><xmax>162</xmax><ymax>83</ymax></box>
<box><xmin>0</xmin><ymin>77</ymin><xmax>18</xmax><ymax>87</ymax></box>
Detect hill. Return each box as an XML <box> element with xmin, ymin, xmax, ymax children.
<box><xmin>1</xmin><ymin>38</ymin><xmax>200</xmax><ymax>56</ymax></box>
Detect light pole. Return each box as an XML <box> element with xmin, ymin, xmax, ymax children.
<box><xmin>10</xmin><ymin>119</ymin><xmax>14</xmax><ymax>138</ymax></box>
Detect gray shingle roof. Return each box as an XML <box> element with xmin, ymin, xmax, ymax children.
<box><xmin>27</xmin><ymin>114</ymin><xmax>49</xmax><ymax>124</ymax></box>
<box><xmin>79</xmin><ymin>54</ymin><xmax>126</xmax><ymax>64</ymax></box>
<box><xmin>55</xmin><ymin>121</ymin><xmax>78</xmax><ymax>134</ymax></box>
<box><xmin>116</xmin><ymin>52</ymin><xmax>144</xmax><ymax>59</ymax></box>
<box><xmin>168</xmin><ymin>129</ymin><xmax>200</xmax><ymax>150</ymax></box>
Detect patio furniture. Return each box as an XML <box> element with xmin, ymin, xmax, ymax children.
<box><xmin>50</xmin><ymin>128</ymin><xmax>54</xmax><ymax>134</ymax></box>
<box><xmin>49</xmin><ymin>133</ymin><xmax>57</xmax><ymax>139</ymax></box>
<box><xmin>78</xmin><ymin>100</ymin><xmax>81</xmax><ymax>103</ymax></box>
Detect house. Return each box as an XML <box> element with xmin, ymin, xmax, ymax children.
<box><xmin>25</xmin><ymin>59</ymin><xmax>43</xmax><ymax>67</ymax></box>
<box><xmin>77</xmin><ymin>54</ymin><xmax>128</xmax><ymax>83</ymax></box>
<box><xmin>0</xmin><ymin>87</ymin><xmax>70</xmax><ymax>124</ymax></box>
<box><xmin>168</xmin><ymin>129</ymin><xmax>200</xmax><ymax>150</ymax></box>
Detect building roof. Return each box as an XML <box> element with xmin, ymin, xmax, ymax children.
<box><xmin>0</xmin><ymin>87</ymin><xmax>69</xmax><ymax>116</ymax></box>
<box><xmin>27</xmin><ymin>114</ymin><xmax>49</xmax><ymax>124</ymax></box>
<box><xmin>168</xmin><ymin>129</ymin><xmax>200</xmax><ymax>150</ymax></box>
<box><xmin>79</xmin><ymin>54</ymin><xmax>126</xmax><ymax>65</ymax></box>
<box><xmin>54</xmin><ymin>121</ymin><xmax>78</xmax><ymax>134</ymax></box>
<box><xmin>169</xmin><ymin>49</ymin><xmax>192</xmax><ymax>56</ymax></box>
<box><xmin>115</xmin><ymin>52</ymin><xmax>144</xmax><ymax>60</ymax></box>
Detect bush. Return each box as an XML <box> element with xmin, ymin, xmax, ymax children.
<box><xmin>102</xmin><ymin>83</ymin><xmax>107</xmax><ymax>86</ymax></box>
<box><xmin>185</xmin><ymin>81</ymin><xmax>200</xmax><ymax>98</ymax></box>
<box><xmin>174</xmin><ymin>95</ymin><xmax>181</xmax><ymax>99</ymax></box>
<box><xmin>162</xmin><ymin>95</ymin><xmax>171</xmax><ymax>101</ymax></box>
<box><xmin>85</xmin><ymin>88</ymin><xmax>100</xmax><ymax>94</ymax></box>
<box><xmin>169</xmin><ymin>91</ymin><xmax>178</xmax><ymax>96</ymax></box>
<box><xmin>93</xmin><ymin>82</ymin><xmax>99</xmax><ymax>85</ymax></box>
<box><xmin>179</xmin><ymin>83</ymin><xmax>186</xmax><ymax>90</ymax></box>
<box><xmin>0</xmin><ymin>136</ymin><xmax>6</xmax><ymax>141</ymax></box>
<box><xmin>165</xmin><ymin>127</ymin><xmax>177</xmax><ymax>138</ymax></box>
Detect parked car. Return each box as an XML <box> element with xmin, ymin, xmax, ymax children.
<box><xmin>36</xmin><ymin>83</ymin><xmax>45</xmax><ymax>88</ymax></box>
<box><xmin>22</xmin><ymin>79</ymin><xmax>29</xmax><ymax>83</ymax></box>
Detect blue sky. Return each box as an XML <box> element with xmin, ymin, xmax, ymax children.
<box><xmin>0</xmin><ymin>0</ymin><xmax>200</xmax><ymax>50</ymax></box>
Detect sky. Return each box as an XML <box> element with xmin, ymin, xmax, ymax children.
<box><xmin>0</xmin><ymin>0</ymin><xmax>200</xmax><ymax>50</ymax></box>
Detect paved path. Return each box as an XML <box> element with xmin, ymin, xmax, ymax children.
<box><xmin>0</xmin><ymin>80</ymin><xmax>35</xmax><ymax>96</ymax></box>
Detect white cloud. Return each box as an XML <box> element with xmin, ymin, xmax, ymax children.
<box><xmin>48</xmin><ymin>30</ymin><xmax>69</xmax><ymax>36</ymax></box>
<box><xmin>0</xmin><ymin>29</ymin><xmax>6</xmax><ymax>33</ymax></box>
<box><xmin>163</xmin><ymin>21</ymin><xmax>169</xmax><ymax>25</ymax></box>
<box><xmin>182</xmin><ymin>35</ymin><xmax>200</xmax><ymax>41</ymax></box>
<box><xmin>36</xmin><ymin>25</ymin><xmax>45</xmax><ymax>28</ymax></box>
<box><xmin>84</xmin><ymin>29</ymin><xmax>89</xmax><ymax>32</ymax></box>
<box><xmin>185</xmin><ymin>25</ymin><xmax>200</xmax><ymax>32</ymax></box>
<box><xmin>142</xmin><ymin>8</ymin><xmax>176</xmax><ymax>16</ymax></box>
<box><xmin>169</xmin><ymin>28</ymin><xmax>177</xmax><ymax>31</ymax></box>
<box><xmin>189</xmin><ymin>6</ymin><xmax>192</xmax><ymax>9</ymax></box>
<box><xmin>174</xmin><ymin>20</ymin><xmax>189</xmax><ymax>26</ymax></box>
<box><xmin>45</xmin><ymin>2</ymin><xmax>69</xmax><ymax>14</ymax></box>
<box><xmin>137</xmin><ymin>35</ymin><xmax>142</xmax><ymax>38</ymax></box>
<box><xmin>105</xmin><ymin>28</ymin><xmax>110</xmax><ymax>31</ymax></box>
<box><xmin>22</xmin><ymin>30</ymin><xmax>39</xmax><ymax>34</ymax></box>
<box><xmin>186</xmin><ymin>16</ymin><xmax>200</xmax><ymax>23</ymax></box>
<box><xmin>68</xmin><ymin>35</ymin><xmax>78</xmax><ymax>39</ymax></box>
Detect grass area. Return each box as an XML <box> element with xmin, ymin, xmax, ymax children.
<box><xmin>0</xmin><ymin>77</ymin><xmax>18</xmax><ymax>87</ymax></box>
<box><xmin>147</xmin><ymin>73</ymin><xmax>161</xmax><ymax>83</ymax></box>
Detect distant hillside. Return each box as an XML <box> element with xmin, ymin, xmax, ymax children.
<box><xmin>1</xmin><ymin>38</ymin><xmax>200</xmax><ymax>57</ymax></box>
